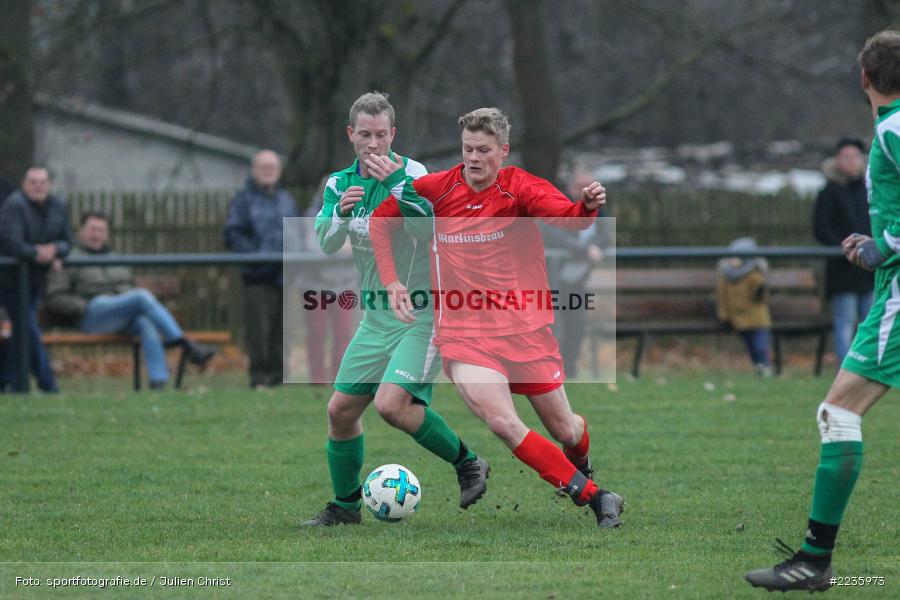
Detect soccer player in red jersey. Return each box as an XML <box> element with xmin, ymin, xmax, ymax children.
<box><xmin>367</xmin><ymin>108</ymin><xmax>623</xmax><ymax>527</ymax></box>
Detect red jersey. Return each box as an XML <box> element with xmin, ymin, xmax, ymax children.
<box><xmin>372</xmin><ymin>164</ymin><xmax>596</xmax><ymax>337</ymax></box>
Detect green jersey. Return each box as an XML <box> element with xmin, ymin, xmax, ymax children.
<box><xmin>315</xmin><ymin>151</ymin><xmax>432</xmax><ymax>330</ymax></box>
<box><xmin>869</xmin><ymin>98</ymin><xmax>900</xmax><ymax>267</ymax></box>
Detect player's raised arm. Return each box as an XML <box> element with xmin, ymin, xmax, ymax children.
<box><xmin>314</xmin><ymin>175</ymin><xmax>362</xmax><ymax>254</ymax></box>
<box><xmin>519</xmin><ymin>172</ymin><xmax>601</xmax><ymax>230</ymax></box>
<box><xmin>365</xmin><ymin>153</ymin><xmax>435</xmax><ymax>219</ymax></box>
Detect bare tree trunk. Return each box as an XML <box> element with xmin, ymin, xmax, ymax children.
<box><xmin>97</xmin><ymin>1</ymin><xmax>131</xmax><ymax>109</ymax></box>
<box><xmin>0</xmin><ymin>0</ymin><xmax>34</xmax><ymax>180</ymax></box>
<box><xmin>282</xmin><ymin>82</ymin><xmax>339</xmax><ymax>195</ymax></box>
<box><xmin>506</xmin><ymin>0</ymin><xmax>561</xmax><ymax>184</ymax></box>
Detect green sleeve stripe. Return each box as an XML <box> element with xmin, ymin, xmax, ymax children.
<box><xmin>322</xmin><ymin>204</ymin><xmax>348</xmax><ymax>241</ymax></box>
<box><xmin>881</xmin><ymin>229</ymin><xmax>900</xmax><ymax>254</ymax></box>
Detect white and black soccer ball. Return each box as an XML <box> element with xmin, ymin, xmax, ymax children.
<box><xmin>363</xmin><ymin>464</ymin><xmax>421</xmax><ymax>522</ymax></box>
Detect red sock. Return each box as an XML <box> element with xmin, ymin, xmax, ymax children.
<box><xmin>563</xmin><ymin>416</ymin><xmax>590</xmax><ymax>464</ymax></box>
<box><xmin>514</xmin><ymin>430</ymin><xmax>598</xmax><ymax>503</ymax></box>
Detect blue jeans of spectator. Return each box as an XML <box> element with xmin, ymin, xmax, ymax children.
<box><xmin>831</xmin><ymin>291</ymin><xmax>874</xmax><ymax>363</ymax></box>
<box><xmin>0</xmin><ymin>286</ymin><xmax>58</xmax><ymax>392</ymax></box>
<box><xmin>80</xmin><ymin>289</ymin><xmax>183</xmax><ymax>384</ymax></box>
<box><xmin>739</xmin><ymin>328</ymin><xmax>771</xmax><ymax>367</ymax></box>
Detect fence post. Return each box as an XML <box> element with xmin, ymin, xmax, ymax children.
<box><xmin>14</xmin><ymin>260</ymin><xmax>30</xmax><ymax>393</ymax></box>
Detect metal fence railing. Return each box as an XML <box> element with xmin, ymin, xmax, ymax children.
<box><xmin>0</xmin><ymin>246</ymin><xmax>845</xmax><ymax>393</ymax></box>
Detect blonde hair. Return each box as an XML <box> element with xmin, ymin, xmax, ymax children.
<box><xmin>458</xmin><ymin>107</ymin><xmax>510</xmax><ymax>146</ymax></box>
<box><xmin>349</xmin><ymin>91</ymin><xmax>395</xmax><ymax>127</ymax></box>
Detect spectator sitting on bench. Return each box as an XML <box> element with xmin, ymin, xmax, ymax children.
<box><xmin>716</xmin><ymin>237</ymin><xmax>774</xmax><ymax>377</ymax></box>
<box><xmin>45</xmin><ymin>211</ymin><xmax>215</xmax><ymax>389</ymax></box>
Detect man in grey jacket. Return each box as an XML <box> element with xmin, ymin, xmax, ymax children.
<box><xmin>0</xmin><ymin>167</ymin><xmax>71</xmax><ymax>393</ymax></box>
<box><xmin>224</xmin><ymin>150</ymin><xmax>299</xmax><ymax>389</ymax></box>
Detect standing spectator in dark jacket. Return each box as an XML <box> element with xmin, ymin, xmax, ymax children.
<box><xmin>0</xmin><ymin>167</ymin><xmax>71</xmax><ymax>392</ymax></box>
<box><xmin>224</xmin><ymin>150</ymin><xmax>300</xmax><ymax>388</ymax></box>
<box><xmin>813</xmin><ymin>138</ymin><xmax>874</xmax><ymax>363</ymax></box>
<box><xmin>540</xmin><ymin>168</ymin><xmax>609</xmax><ymax>378</ymax></box>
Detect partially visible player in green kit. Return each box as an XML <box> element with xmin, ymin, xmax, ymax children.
<box><xmin>745</xmin><ymin>30</ymin><xmax>900</xmax><ymax>592</ymax></box>
<box><xmin>302</xmin><ymin>92</ymin><xmax>489</xmax><ymax>526</ymax></box>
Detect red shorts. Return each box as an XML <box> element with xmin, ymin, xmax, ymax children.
<box><xmin>436</xmin><ymin>326</ymin><xmax>565</xmax><ymax>395</ymax></box>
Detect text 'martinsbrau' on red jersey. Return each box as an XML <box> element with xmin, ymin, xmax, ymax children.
<box><xmin>371</xmin><ymin>164</ymin><xmax>597</xmax><ymax>337</ymax></box>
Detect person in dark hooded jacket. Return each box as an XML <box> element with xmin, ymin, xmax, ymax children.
<box><xmin>813</xmin><ymin>138</ymin><xmax>874</xmax><ymax>363</ymax></box>
<box><xmin>224</xmin><ymin>150</ymin><xmax>300</xmax><ymax>388</ymax></box>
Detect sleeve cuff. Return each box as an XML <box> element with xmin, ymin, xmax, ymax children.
<box><xmin>876</xmin><ymin>234</ymin><xmax>895</xmax><ymax>258</ymax></box>
<box><xmin>382</xmin><ymin>168</ymin><xmax>407</xmax><ymax>190</ymax></box>
<box><xmin>379</xmin><ymin>269</ymin><xmax>400</xmax><ymax>287</ymax></box>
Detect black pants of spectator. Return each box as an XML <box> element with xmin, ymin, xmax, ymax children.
<box><xmin>0</xmin><ymin>286</ymin><xmax>58</xmax><ymax>392</ymax></box>
<box><xmin>553</xmin><ymin>283</ymin><xmax>589</xmax><ymax>379</ymax></box>
<box><xmin>243</xmin><ymin>282</ymin><xmax>283</xmax><ymax>387</ymax></box>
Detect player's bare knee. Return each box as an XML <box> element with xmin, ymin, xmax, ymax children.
<box><xmin>327</xmin><ymin>396</ymin><xmax>357</xmax><ymax>427</ymax></box>
<box><xmin>373</xmin><ymin>387</ymin><xmax>410</xmax><ymax>424</ymax></box>
<box><xmin>373</xmin><ymin>396</ymin><xmax>404</xmax><ymax>426</ymax></box>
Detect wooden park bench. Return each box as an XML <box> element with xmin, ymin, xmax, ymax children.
<box><xmin>2</xmin><ymin>274</ymin><xmax>231</xmax><ymax>391</ymax></box>
<box><xmin>588</xmin><ymin>267</ymin><xmax>829</xmax><ymax>377</ymax></box>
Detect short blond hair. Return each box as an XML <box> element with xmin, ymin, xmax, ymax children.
<box><xmin>458</xmin><ymin>107</ymin><xmax>510</xmax><ymax>146</ymax></box>
<box><xmin>349</xmin><ymin>91</ymin><xmax>395</xmax><ymax>127</ymax></box>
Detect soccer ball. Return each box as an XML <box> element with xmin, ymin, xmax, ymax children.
<box><xmin>363</xmin><ymin>464</ymin><xmax>421</xmax><ymax>522</ymax></box>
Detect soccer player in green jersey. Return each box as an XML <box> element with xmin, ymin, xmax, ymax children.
<box><xmin>302</xmin><ymin>92</ymin><xmax>488</xmax><ymax>526</ymax></box>
<box><xmin>746</xmin><ymin>30</ymin><xmax>900</xmax><ymax>592</ymax></box>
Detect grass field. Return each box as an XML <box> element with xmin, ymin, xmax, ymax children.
<box><xmin>1</xmin><ymin>372</ymin><xmax>898</xmax><ymax>599</ymax></box>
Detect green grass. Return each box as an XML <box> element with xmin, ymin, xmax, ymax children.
<box><xmin>1</xmin><ymin>372</ymin><xmax>898</xmax><ymax>599</ymax></box>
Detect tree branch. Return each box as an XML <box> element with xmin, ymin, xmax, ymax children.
<box><xmin>561</xmin><ymin>10</ymin><xmax>799</xmax><ymax>145</ymax></box>
<box><xmin>248</xmin><ymin>0</ymin><xmax>307</xmax><ymax>59</ymax></box>
<box><xmin>562</xmin><ymin>36</ymin><xmax>725</xmax><ymax>145</ymax></box>
<box><xmin>404</xmin><ymin>0</ymin><xmax>469</xmax><ymax>76</ymax></box>
<box><xmin>717</xmin><ymin>38</ymin><xmax>847</xmax><ymax>84</ymax></box>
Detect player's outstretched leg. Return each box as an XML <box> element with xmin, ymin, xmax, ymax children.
<box><xmin>303</xmin><ymin>392</ymin><xmax>371</xmax><ymax>527</ymax></box>
<box><xmin>374</xmin><ymin>383</ymin><xmax>489</xmax><ymax>509</ymax></box>
<box><xmin>515</xmin><ymin>429</ymin><xmax>624</xmax><ymax>528</ymax></box>
<box><xmin>451</xmin><ymin>362</ymin><xmax>623</xmax><ymax>527</ymax></box>
<box><xmin>528</xmin><ymin>388</ymin><xmax>593</xmax><ymax>480</ymax></box>
<box><xmin>744</xmin><ymin>370</ymin><xmax>885</xmax><ymax>590</ymax></box>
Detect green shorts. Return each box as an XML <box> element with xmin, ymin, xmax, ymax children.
<box><xmin>842</xmin><ymin>263</ymin><xmax>900</xmax><ymax>387</ymax></box>
<box><xmin>334</xmin><ymin>319</ymin><xmax>441</xmax><ymax>404</ymax></box>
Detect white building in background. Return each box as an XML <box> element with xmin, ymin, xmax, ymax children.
<box><xmin>34</xmin><ymin>94</ymin><xmax>258</xmax><ymax>193</ymax></box>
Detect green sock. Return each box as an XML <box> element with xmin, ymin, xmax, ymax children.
<box><xmin>326</xmin><ymin>435</ymin><xmax>365</xmax><ymax>512</ymax></box>
<box><xmin>801</xmin><ymin>441</ymin><xmax>863</xmax><ymax>555</ymax></box>
<box><xmin>413</xmin><ymin>407</ymin><xmax>476</xmax><ymax>470</ymax></box>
